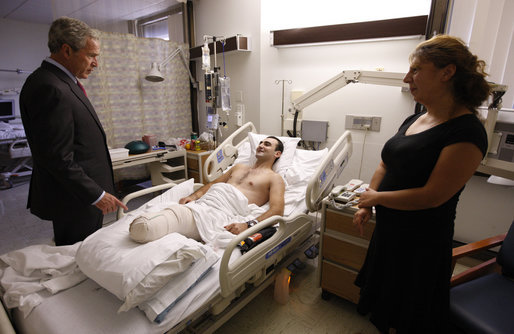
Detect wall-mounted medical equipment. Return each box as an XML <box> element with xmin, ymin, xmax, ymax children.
<box><xmin>0</xmin><ymin>99</ymin><xmax>15</xmax><ymax>122</ymax></box>
<box><xmin>144</xmin><ymin>47</ymin><xmax>198</xmax><ymax>88</ymax></box>
<box><xmin>490</xmin><ymin>118</ymin><xmax>514</xmax><ymax>162</ymax></box>
<box><xmin>0</xmin><ymin>68</ymin><xmax>32</xmax><ymax>75</ymax></box>
<box><xmin>478</xmin><ymin>83</ymin><xmax>514</xmax><ymax>180</ymax></box>
<box><xmin>202</xmin><ymin>35</ymin><xmax>234</xmax><ymax>147</ymax></box>
<box><xmin>288</xmin><ymin>70</ymin><xmax>408</xmax><ymax>138</ymax></box>
<box><xmin>291</xmin><ymin>70</ymin><xmax>408</xmax><ymax>112</ymax></box>
<box><xmin>301</xmin><ymin>120</ymin><xmax>328</xmax><ymax>142</ymax></box>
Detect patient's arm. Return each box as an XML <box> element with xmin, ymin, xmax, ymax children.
<box><xmin>179</xmin><ymin>166</ymin><xmax>235</xmax><ymax>204</ymax></box>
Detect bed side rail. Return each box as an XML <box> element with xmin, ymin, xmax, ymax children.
<box><xmin>204</xmin><ymin>122</ymin><xmax>257</xmax><ymax>183</ymax></box>
<box><xmin>0</xmin><ymin>300</ymin><xmax>15</xmax><ymax>334</ymax></box>
<box><xmin>219</xmin><ymin>213</ymin><xmax>313</xmax><ymax>298</ymax></box>
<box><xmin>306</xmin><ymin>130</ymin><xmax>352</xmax><ymax>212</ymax></box>
<box><xmin>116</xmin><ymin>181</ymin><xmax>203</xmax><ymax>219</ymax></box>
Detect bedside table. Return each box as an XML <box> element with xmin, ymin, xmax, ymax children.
<box><xmin>318</xmin><ymin>198</ymin><xmax>376</xmax><ymax>303</ymax></box>
<box><xmin>186</xmin><ymin>150</ymin><xmax>212</xmax><ymax>184</ymax></box>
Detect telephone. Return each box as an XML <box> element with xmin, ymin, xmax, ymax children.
<box><xmin>330</xmin><ymin>179</ymin><xmax>363</xmax><ymax>203</ymax></box>
<box><xmin>353</xmin><ymin>183</ymin><xmax>369</xmax><ymax>195</ymax></box>
<box><xmin>330</xmin><ymin>185</ymin><xmax>346</xmax><ymax>198</ymax></box>
<box><xmin>335</xmin><ymin>191</ymin><xmax>356</xmax><ymax>203</ymax></box>
<box><xmin>343</xmin><ymin>179</ymin><xmax>363</xmax><ymax>191</ymax></box>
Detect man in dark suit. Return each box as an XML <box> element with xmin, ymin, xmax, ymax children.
<box><xmin>20</xmin><ymin>17</ymin><xmax>127</xmax><ymax>246</ymax></box>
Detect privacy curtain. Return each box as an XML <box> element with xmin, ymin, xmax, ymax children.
<box><xmin>83</xmin><ymin>31</ymin><xmax>192</xmax><ymax>180</ymax></box>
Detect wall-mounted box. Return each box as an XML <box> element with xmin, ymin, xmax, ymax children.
<box><xmin>302</xmin><ymin>120</ymin><xmax>328</xmax><ymax>142</ymax></box>
<box><xmin>190</xmin><ymin>35</ymin><xmax>251</xmax><ymax>59</ymax></box>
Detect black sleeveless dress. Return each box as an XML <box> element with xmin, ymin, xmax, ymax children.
<box><xmin>354</xmin><ymin>112</ymin><xmax>488</xmax><ymax>333</ymax></box>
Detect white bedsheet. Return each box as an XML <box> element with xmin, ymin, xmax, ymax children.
<box><xmin>0</xmin><ymin>122</ymin><xmax>25</xmax><ymax>141</ymax></box>
<box><xmin>0</xmin><ymin>243</ymin><xmax>86</xmax><ymax>317</ymax></box>
<box><xmin>186</xmin><ymin>183</ymin><xmax>266</xmax><ymax>248</ymax></box>
<box><xmin>76</xmin><ymin>179</ymin><xmax>222</xmax><ymax>320</ymax></box>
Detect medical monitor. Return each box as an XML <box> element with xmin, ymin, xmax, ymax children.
<box><xmin>0</xmin><ymin>98</ymin><xmax>15</xmax><ymax>122</ymax></box>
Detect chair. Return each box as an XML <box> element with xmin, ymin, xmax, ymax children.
<box><xmin>450</xmin><ymin>221</ymin><xmax>514</xmax><ymax>334</ymax></box>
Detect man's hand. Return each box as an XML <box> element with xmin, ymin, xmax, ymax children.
<box><xmin>224</xmin><ymin>222</ymin><xmax>248</xmax><ymax>235</ymax></box>
<box><xmin>179</xmin><ymin>195</ymin><xmax>195</xmax><ymax>204</ymax></box>
<box><xmin>95</xmin><ymin>192</ymin><xmax>128</xmax><ymax>214</ymax></box>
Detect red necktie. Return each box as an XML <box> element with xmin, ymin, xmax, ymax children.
<box><xmin>77</xmin><ymin>80</ymin><xmax>87</xmax><ymax>97</ymax></box>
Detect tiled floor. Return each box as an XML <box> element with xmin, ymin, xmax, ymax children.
<box><xmin>0</xmin><ymin>177</ymin><xmax>474</xmax><ymax>334</ymax></box>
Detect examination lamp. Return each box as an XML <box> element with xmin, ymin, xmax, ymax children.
<box><xmin>145</xmin><ymin>47</ymin><xmax>198</xmax><ymax>88</ymax></box>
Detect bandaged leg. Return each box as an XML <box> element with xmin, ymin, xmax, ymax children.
<box><xmin>129</xmin><ymin>204</ymin><xmax>201</xmax><ymax>243</ymax></box>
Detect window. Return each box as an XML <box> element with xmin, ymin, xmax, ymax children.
<box><xmin>130</xmin><ymin>5</ymin><xmax>185</xmax><ymax>43</ymax></box>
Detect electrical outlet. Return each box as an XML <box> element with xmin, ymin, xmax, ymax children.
<box><xmin>236</xmin><ymin>111</ymin><xmax>243</xmax><ymax>126</ymax></box>
<box><xmin>345</xmin><ymin>115</ymin><xmax>381</xmax><ymax>131</ymax></box>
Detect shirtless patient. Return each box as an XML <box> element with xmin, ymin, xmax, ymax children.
<box><xmin>129</xmin><ymin>136</ymin><xmax>285</xmax><ymax>243</ymax></box>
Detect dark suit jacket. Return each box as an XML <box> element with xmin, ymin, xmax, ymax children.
<box><xmin>20</xmin><ymin>60</ymin><xmax>114</xmax><ymax>220</ymax></box>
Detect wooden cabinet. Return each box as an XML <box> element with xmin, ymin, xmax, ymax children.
<box><xmin>186</xmin><ymin>150</ymin><xmax>212</xmax><ymax>184</ymax></box>
<box><xmin>318</xmin><ymin>200</ymin><xmax>375</xmax><ymax>303</ymax></box>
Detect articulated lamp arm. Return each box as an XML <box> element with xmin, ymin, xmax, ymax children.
<box><xmin>146</xmin><ymin>47</ymin><xmax>198</xmax><ymax>88</ymax></box>
<box><xmin>291</xmin><ymin>70</ymin><xmax>408</xmax><ymax>113</ymax></box>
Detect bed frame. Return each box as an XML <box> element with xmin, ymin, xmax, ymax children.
<box><xmin>2</xmin><ymin>122</ymin><xmax>352</xmax><ymax>334</ymax></box>
<box><xmin>119</xmin><ymin>122</ymin><xmax>353</xmax><ymax>333</ymax></box>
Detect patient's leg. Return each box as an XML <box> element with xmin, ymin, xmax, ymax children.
<box><xmin>129</xmin><ymin>204</ymin><xmax>201</xmax><ymax>243</ymax></box>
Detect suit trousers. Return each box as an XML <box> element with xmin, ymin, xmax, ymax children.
<box><xmin>52</xmin><ymin>203</ymin><xmax>103</xmax><ymax>246</ymax></box>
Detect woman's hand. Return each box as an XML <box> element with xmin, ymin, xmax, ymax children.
<box><xmin>353</xmin><ymin>207</ymin><xmax>372</xmax><ymax>236</ymax></box>
<box><xmin>357</xmin><ymin>188</ymin><xmax>379</xmax><ymax>208</ymax></box>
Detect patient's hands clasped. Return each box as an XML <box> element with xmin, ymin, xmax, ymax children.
<box><xmin>224</xmin><ymin>222</ymin><xmax>249</xmax><ymax>235</ymax></box>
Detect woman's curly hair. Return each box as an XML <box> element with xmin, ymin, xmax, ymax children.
<box><xmin>410</xmin><ymin>35</ymin><xmax>490</xmax><ymax>113</ymax></box>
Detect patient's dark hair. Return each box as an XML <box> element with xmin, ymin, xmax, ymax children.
<box><xmin>266</xmin><ymin>136</ymin><xmax>284</xmax><ymax>164</ymax></box>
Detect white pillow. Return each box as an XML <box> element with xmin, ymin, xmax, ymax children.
<box><xmin>247</xmin><ymin>132</ymin><xmax>301</xmax><ymax>172</ymax></box>
<box><xmin>293</xmin><ymin>148</ymin><xmax>329</xmax><ymax>176</ymax></box>
<box><xmin>76</xmin><ymin>180</ymin><xmax>206</xmax><ymax>308</ymax></box>
<box><xmin>233</xmin><ymin>140</ymin><xmax>251</xmax><ymax>166</ymax></box>
<box><xmin>282</xmin><ymin>148</ymin><xmax>329</xmax><ymax>214</ymax></box>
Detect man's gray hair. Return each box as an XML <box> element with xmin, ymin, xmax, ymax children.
<box><xmin>48</xmin><ymin>17</ymin><xmax>99</xmax><ymax>53</ymax></box>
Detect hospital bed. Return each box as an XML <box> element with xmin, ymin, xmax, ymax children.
<box><xmin>0</xmin><ymin>122</ymin><xmax>31</xmax><ymax>189</ymax></box>
<box><xmin>1</xmin><ymin>122</ymin><xmax>352</xmax><ymax>334</ymax></box>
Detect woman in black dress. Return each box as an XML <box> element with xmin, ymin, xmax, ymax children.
<box><xmin>353</xmin><ymin>35</ymin><xmax>490</xmax><ymax>333</ymax></box>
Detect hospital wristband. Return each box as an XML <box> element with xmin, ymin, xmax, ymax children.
<box><xmin>246</xmin><ymin>219</ymin><xmax>258</xmax><ymax>228</ymax></box>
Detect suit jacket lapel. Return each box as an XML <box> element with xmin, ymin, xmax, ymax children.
<box><xmin>41</xmin><ymin>61</ymin><xmax>106</xmax><ymax>137</ymax></box>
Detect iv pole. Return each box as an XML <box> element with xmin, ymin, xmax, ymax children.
<box><xmin>275</xmin><ymin>79</ymin><xmax>292</xmax><ymax>137</ymax></box>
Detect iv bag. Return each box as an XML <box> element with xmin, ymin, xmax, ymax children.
<box><xmin>202</xmin><ymin>43</ymin><xmax>210</xmax><ymax>71</ymax></box>
<box><xmin>219</xmin><ymin>76</ymin><xmax>231</xmax><ymax>112</ymax></box>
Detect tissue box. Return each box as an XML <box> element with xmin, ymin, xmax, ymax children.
<box><xmin>109</xmin><ymin>148</ymin><xmax>129</xmax><ymax>160</ymax></box>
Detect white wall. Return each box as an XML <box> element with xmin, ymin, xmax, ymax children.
<box><xmin>259</xmin><ymin>0</ymin><xmax>426</xmax><ymax>183</ymax></box>
<box><xmin>0</xmin><ymin>19</ymin><xmax>50</xmax><ymax>118</ymax></box>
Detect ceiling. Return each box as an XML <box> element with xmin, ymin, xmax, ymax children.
<box><xmin>0</xmin><ymin>0</ymin><xmax>181</xmax><ymax>28</ymax></box>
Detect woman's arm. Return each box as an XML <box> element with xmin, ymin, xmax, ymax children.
<box><xmin>358</xmin><ymin>142</ymin><xmax>483</xmax><ymax>211</ymax></box>
<box><xmin>353</xmin><ymin>161</ymin><xmax>387</xmax><ymax>234</ymax></box>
